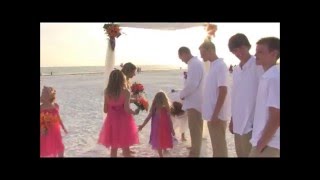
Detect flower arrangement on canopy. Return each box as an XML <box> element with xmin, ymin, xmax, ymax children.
<box><xmin>206</xmin><ymin>23</ymin><xmax>217</xmax><ymax>40</ymax></box>
<box><xmin>103</xmin><ymin>23</ymin><xmax>122</xmax><ymax>51</ymax></box>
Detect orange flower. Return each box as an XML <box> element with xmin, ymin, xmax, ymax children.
<box><xmin>134</xmin><ymin>96</ymin><xmax>149</xmax><ymax>112</ymax></box>
<box><xmin>103</xmin><ymin>23</ymin><xmax>122</xmax><ymax>38</ymax></box>
<box><xmin>131</xmin><ymin>82</ymin><xmax>145</xmax><ymax>95</ymax></box>
<box><xmin>40</xmin><ymin>112</ymin><xmax>60</xmax><ymax>135</ymax></box>
<box><xmin>140</xmin><ymin>97</ymin><xmax>149</xmax><ymax>111</ymax></box>
<box><xmin>206</xmin><ymin>24</ymin><xmax>217</xmax><ymax>37</ymax></box>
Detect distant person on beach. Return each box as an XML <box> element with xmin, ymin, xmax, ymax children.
<box><xmin>138</xmin><ymin>91</ymin><xmax>176</xmax><ymax>157</ymax></box>
<box><xmin>249</xmin><ymin>37</ymin><xmax>280</xmax><ymax>157</ymax></box>
<box><xmin>199</xmin><ymin>39</ymin><xmax>231</xmax><ymax>157</ymax></box>
<box><xmin>121</xmin><ymin>62</ymin><xmax>139</xmax><ymax>155</ymax></box>
<box><xmin>228</xmin><ymin>33</ymin><xmax>264</xmax><ymax>157</ymax></box>
<box><xmin>40</xmin><ymin>86</ymin><xmax>68</xmax><ymax>157</ymax></box>
<box><xmin>178</xmin><ymin>46</ymin><xmax>204</xmax><ymax>157</ymax></box>
<box><xmin>98</xmin><ymin>70</ymin><xmax>139</xmax><ymax>157</ymax></box>
<box><xmin>51</xmin><ymin>72</ymin><xmax>53</xmax><ymax>76</ymax></box>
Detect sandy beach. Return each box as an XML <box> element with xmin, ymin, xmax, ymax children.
<box><xmin>40</xmin><ymin>70</ymin><xmax>236</xmax><ymax>157</ymax></box>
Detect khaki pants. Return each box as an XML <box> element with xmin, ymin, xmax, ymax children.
<box><xmin>207</xmin><ymin>120</ymin><xmax>228</xmax><ymax>157</ymax></box>
<box><xmin>234</xmin><ymin>131</ymin><xmax>252</xmax><ymax>157</ymax></box>
<box><xmin>187</xmin><ymin>108</ymin><xmax>203</xmax><ymax>157</ymax></box>
<box><xmin>249</xmin><ymin>146</ymin><xmax>280</xmax><ymax>157</ymax></box>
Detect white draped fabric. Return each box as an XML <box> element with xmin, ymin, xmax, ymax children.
<box><xmin>104</xmin><ymin>41</ymin><xmax>115</xmax><ymax>88</ymax></box>
<box><xmin>118</xmin><ymin>23</ymin><xmax>206</xmax><ymax>30</ymax></box>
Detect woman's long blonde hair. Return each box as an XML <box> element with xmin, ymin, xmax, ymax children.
<box><xmin>150</xmin><ymin>91</ymin><xmax>171</xmax><ymax>112</ymax></box>
<box><xmin>105</xmin><ymin>69</ymin><xmax>127</xmax><ymax>99</ymax></box>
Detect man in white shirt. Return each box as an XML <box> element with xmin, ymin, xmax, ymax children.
<box><xmin>249</xmin><ymin>37</ymin><xmax>280</xmax><ymax>157</ymax></box>
<box><xmin>199</xmin><ymin>39</ymin><xmax>231</xmax><ymax>157</ymax></box>
<box><xmin>228</xmin><ymin>33</ymin><xmax>264</xmax><ymax>157</ymax></box>
<box><xmin>178</xmin><ymin>47</ymin><xmax>204</xmax><ymax>157</ymax></box>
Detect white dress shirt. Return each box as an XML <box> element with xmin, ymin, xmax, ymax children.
<box><xmin>202</xmin><ymin>58</ymin><xmax>231</xmax><ymax>121</ymax></box>
<box><xmin>250</xmin><ymin>65</ymin><xmax>280</xmax><ymax>149</ymax></box>
<box><xmin>180</xmin><ymin>56</ymin><xmax>204</xmax><ymax>113</ymax></box>
<box><xmin>231</xmin><ymin>56</ymin><xmax>264</xmax><ymax>135</ymax></box>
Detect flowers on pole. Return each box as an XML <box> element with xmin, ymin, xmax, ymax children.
<box><xmin>103</xmin><ymin>23</ymin><xmax>122</xmax><ymax>51</ymax></box>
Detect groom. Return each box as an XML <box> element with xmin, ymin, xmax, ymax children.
<box><xmin>178</xmin><ymin>47</ymin><xmax>204</xmax><ymax>157</ymax></box>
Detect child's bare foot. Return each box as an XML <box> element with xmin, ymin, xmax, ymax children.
<box><xmin>129</xmin><ymin>150</ymin><xmax>136</xmax><ymax>154</ymax></box>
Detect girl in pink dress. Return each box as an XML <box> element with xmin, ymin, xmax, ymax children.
<box><xmin>40</xmin><ymin>86</ymin><xmax>68</xmax><ymax>157</ymax></box>
<box><xmin>98</xmin><ymin>69</ymin><xmax>139</xmax><ymax>157</ymax></box>
<box><xmin>138</xmin><ymin>91</ymin><xmax>175</xmax><ymax>157</ymax></box>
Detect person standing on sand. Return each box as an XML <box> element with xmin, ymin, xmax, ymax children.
<box><xmin>169</xmin><ymin>89</ymin><xmax>188</xmax><ymax>142</ymax></box>
<box><xmin>249</xmin><ymin>37</ymin><xmax>280</xmax><ymax>157</ymax></box>
<box><xmin>178</xmin><ymin>46</ymin><xmax>204</xmax><ymax>157</ymax></box>
<box><xmin>121</xmin><ymin>62</ymin><xmax>139</xmax><ymax>154</ymax></box>
<box><xmin>40</xmin><ymin>86</ymin><xmax>68</xmax><ymax>157</ymax></box>
<box><xmin>228</xmin><ymin>33</ymin><xmax>264</xmax><ymax>157</ymax></box>
<box><xmin>138</xmin><ymin>91</ymin><xmax>175</xmax><ymax>157</ymax></box>
<box><xmin>199</xmin><ymin>39</ymin><xmax>231</xmax><ymax>157</ymax></box>
<box><xmin>98</xmin><ymin>70</ymin><xmax>139</xmax><ymax>157</ymax></box>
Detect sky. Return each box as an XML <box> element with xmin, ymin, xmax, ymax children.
<box><xmin>40</xmin><ymin>23</ymin><xmax>280</xmax><ymax>68</ymax></box>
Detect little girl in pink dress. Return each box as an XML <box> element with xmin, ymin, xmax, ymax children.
<box><xmin>98</xmin><ymin>70</ymin><xmax>139</xmax><ymax>157</ymax></box>
<box><xmin>40</xmin><ymin>86</ymin><xmax>68</xmax><ymax>157</ymax></box>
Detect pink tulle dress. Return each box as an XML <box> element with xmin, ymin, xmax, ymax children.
<box><xmin>40</xmin><ymin>106</ymin><xmax>64</xmax><ymax>157</ymax></box>
<box><xmin>98</xmin><ymin>94</ymin><xmax>139</xmax><ymax>148</ymax></box>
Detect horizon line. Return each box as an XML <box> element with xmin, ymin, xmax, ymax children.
<box><xmin>40</xmin><ymin>64</ymin><xmax>184</xmax><ymax>68</ymax></box>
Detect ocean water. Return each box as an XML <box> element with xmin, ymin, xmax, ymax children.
<box><xmin>40</xmin><ymin>65</ymin><xmax>186</xmax><ymax>76</ymax></box>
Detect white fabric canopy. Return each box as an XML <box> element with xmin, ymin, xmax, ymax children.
<box><xmin>117</xmin><ymin>23</ymin><xmax>207</xmax><ymax>30</ymax></box>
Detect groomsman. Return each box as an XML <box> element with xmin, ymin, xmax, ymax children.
<box><xmin>199</xmin><ymin>39</ymin><xmax>231</xmax><ymax>157</ymax></box>
<box><xmin>178</xmin><ymin>47</ymin><xmax>204</xmax><ymax>157</ymax></box>
<box><xmin>228</xmin><ymin>33</ymin><xmax>264</xmax><ymax>157</ymax></box>
<box><xmin>249</xmin><ymin>37</ymin><xmax>280</xmax><ymax>157</ymax></box>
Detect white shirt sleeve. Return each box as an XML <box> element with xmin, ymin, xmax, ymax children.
<box><xmin>267</xmin><ymin>77</ymin><xmax>280</xmax><ymax>109</ymax></box>
<box><xmin>217</xmin><ymin>63</ymin><xmax>228</xmax><ymax>87</ymax></box>
<box><xmin>180</xmin><ymin>61</ymin><xmax>202</xmax><ymax>99</ymax></box>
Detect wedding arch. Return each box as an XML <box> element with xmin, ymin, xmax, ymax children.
<box><xmin>103</xmin><ymin>22</ymin><xmax>217</xmax><ymax>86</ymax></box>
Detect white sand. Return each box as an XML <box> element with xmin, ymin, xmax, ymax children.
<box><xmin>40</xmin><ymin>70</ymin><xmax>236</xmax><ymax>157</ymax></box>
